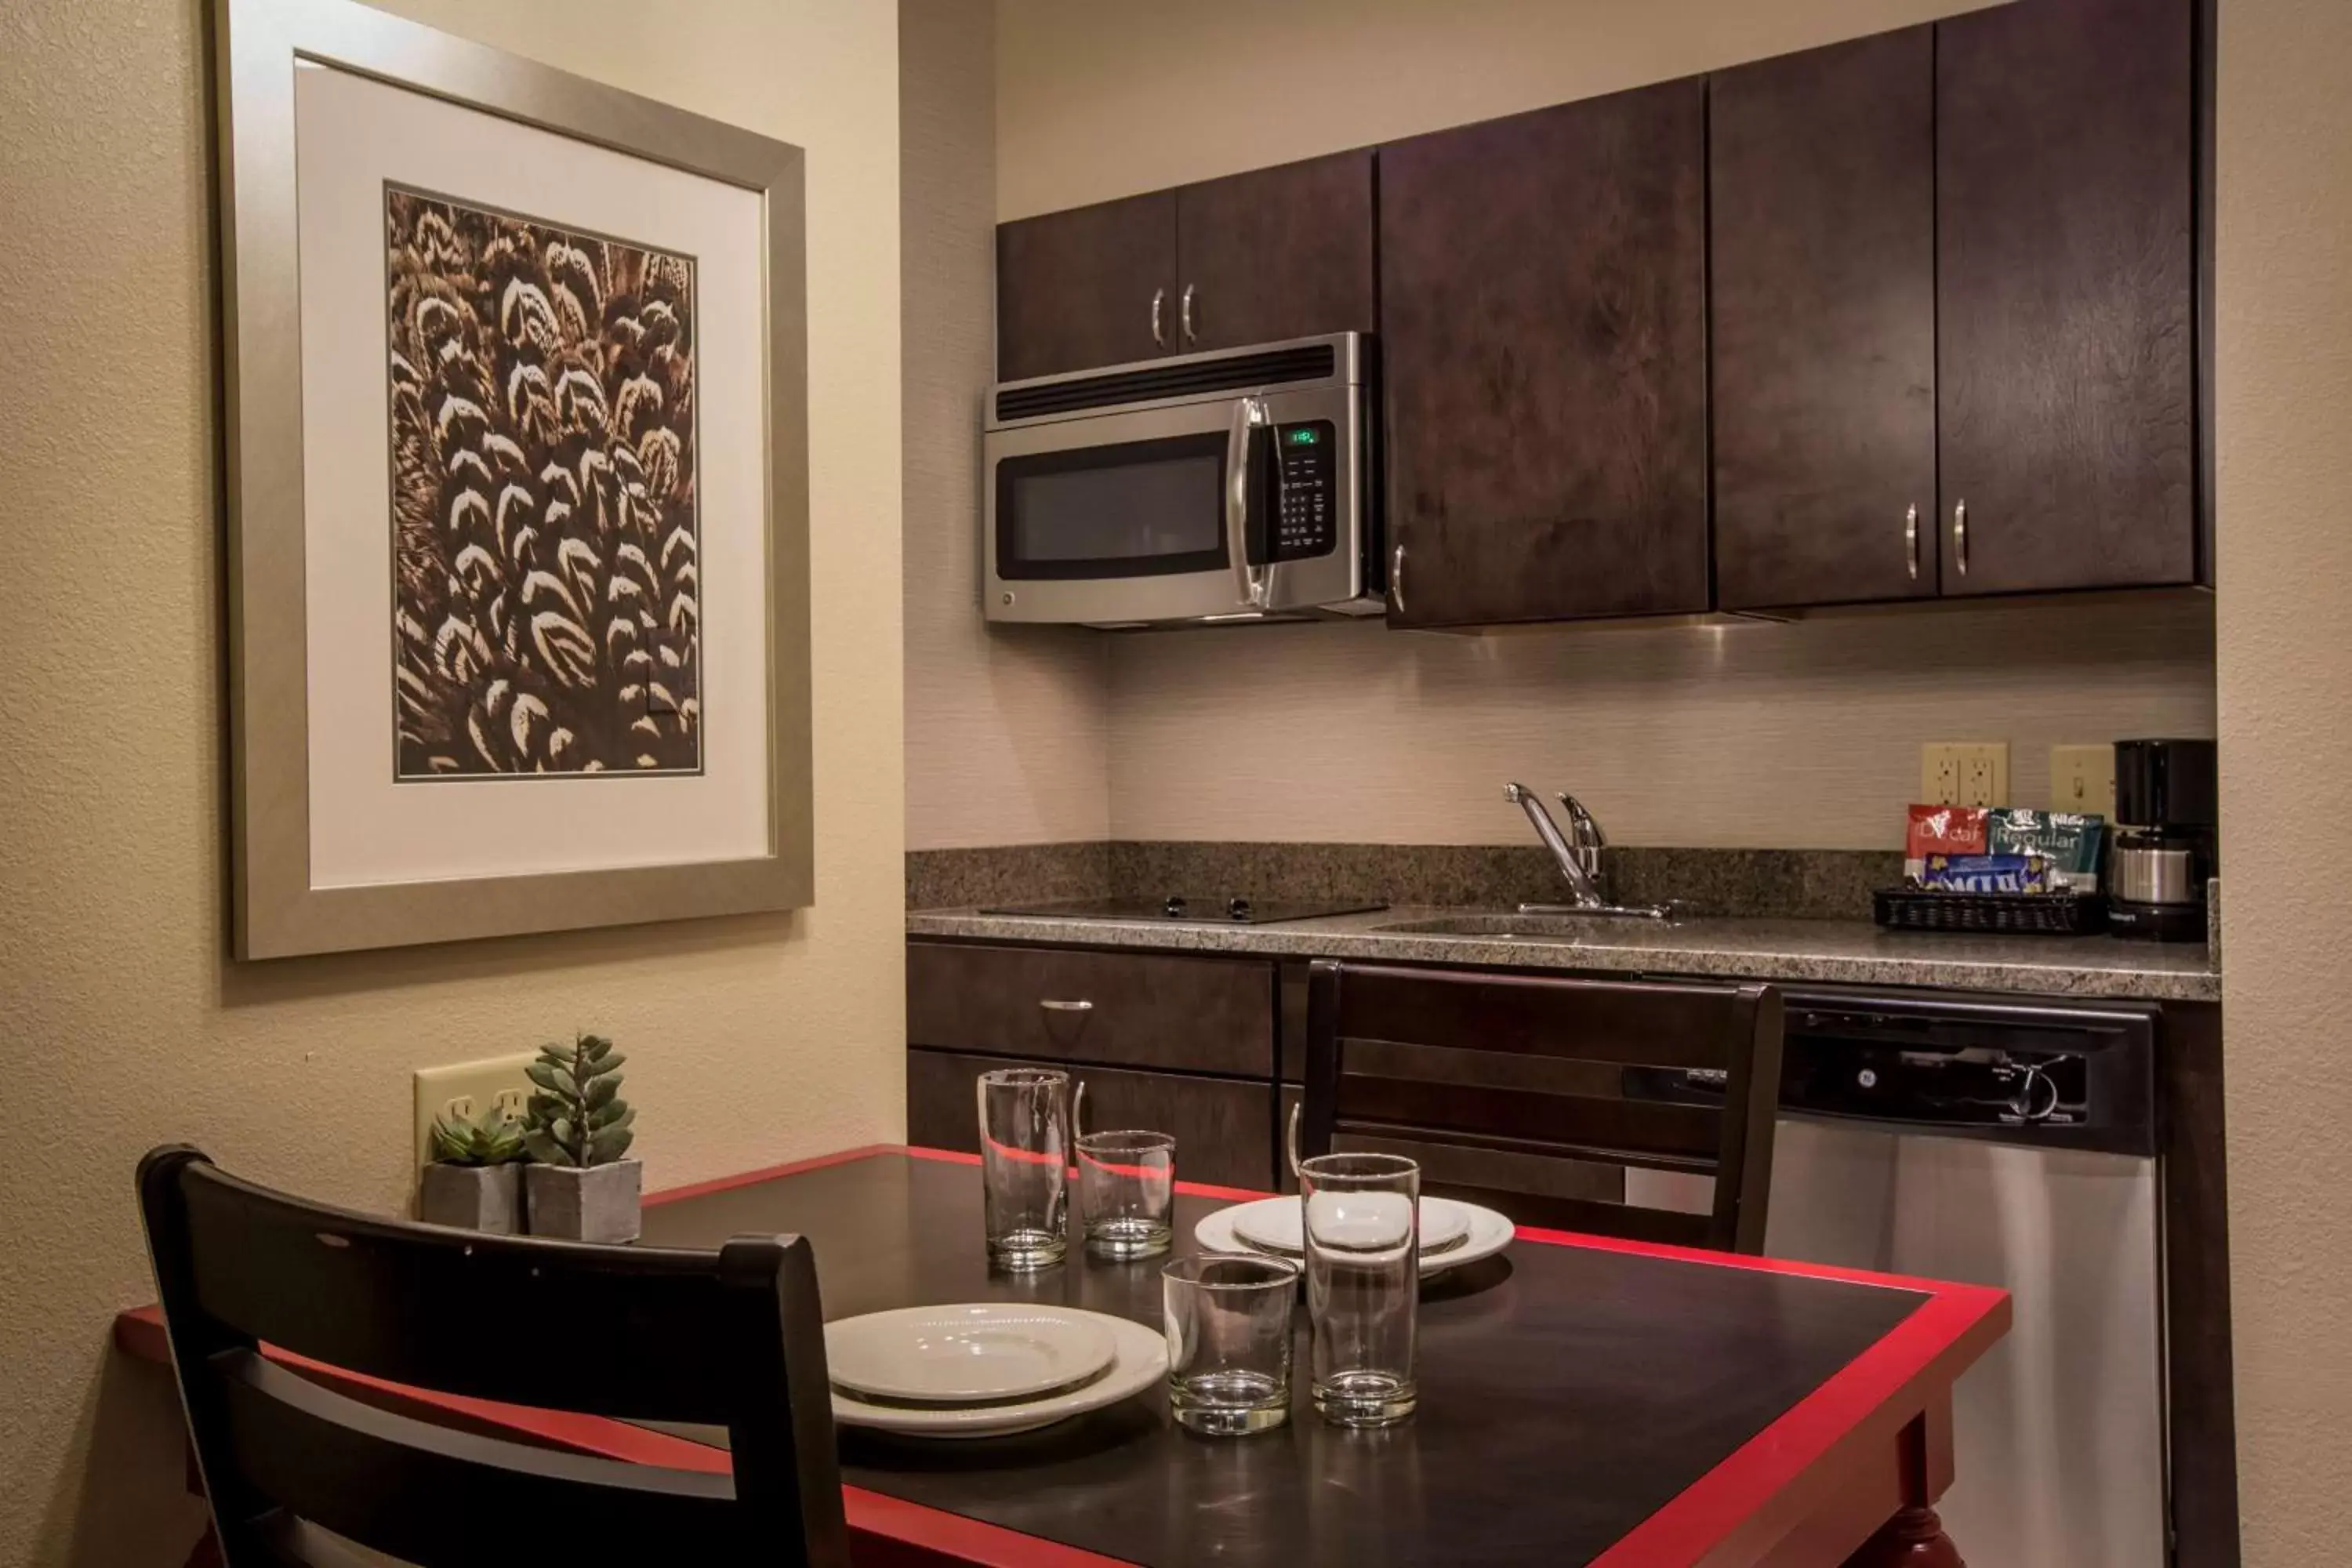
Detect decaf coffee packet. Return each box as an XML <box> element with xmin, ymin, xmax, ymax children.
<box><xmin>1906</xmin><ymin>804</ymin><xmax>1988</xmax><ymax>883</ymax></box>
<box><xmin>1988</xmin><ymin>808</ymin><xmax>2105</xmax><ymax>893</ymax></box>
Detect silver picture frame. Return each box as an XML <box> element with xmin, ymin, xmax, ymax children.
<box><xmin>215</xmin><ymin>0</ymin><xmax>811</xmax><ymax>959</ymax></box>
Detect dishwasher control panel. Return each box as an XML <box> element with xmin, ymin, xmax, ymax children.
<box><xmin>1624</xmin><ymin>989</ymin><xmax>2159</xmax><ymax>1158</ymax></box>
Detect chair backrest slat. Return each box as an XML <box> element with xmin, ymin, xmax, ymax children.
<box><xmin>215</xmin><ymin>1349</ymin><xmax>740</xmax><ymax>1565</ymax></box>
<box><xmin>137</xmin><ymin>1146</ymin><xmax>850</xmax><ymax>1567</ymax></box>
<box><xmin>1303</xmin><ymin>963</ymin><xmax>1785</xmax><ymax>1254</ymax></box>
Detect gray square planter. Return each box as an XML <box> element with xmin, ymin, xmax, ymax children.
<box><xmin>525</xmin><ymin>1158</ymin><xmax>643</xmax><ymax>1243</ymax></box>
<box><xmin>416</xmin><ymin>1162</ymin><xmax>524</xmax><ymax>1235</ymax></box>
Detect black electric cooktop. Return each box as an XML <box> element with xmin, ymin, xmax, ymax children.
<box><xmin>978</xmin><ymin>895</ymin><xmax>1388</xmax><ymax>927</ymax></box>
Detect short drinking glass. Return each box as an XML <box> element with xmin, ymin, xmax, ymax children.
<box><xmin>1299</xmin><ymin>1151</ymin><xmax>1419</xmax><ymax>1427</ymax></box>
<box><xmin>1162</xmin><ymin>1254</ymin><xmax>1299</xmax><ymax>1436</ymax></box>
<box><xmin>1077</xmin><ymin>1130</ymin><xmax>1176</xmax><ymax>1258</ymax></box>
<box><xmin>976</xmin><ymin>1067</ymin><xmax>1069</xmax><ymax>1270</ymax></box>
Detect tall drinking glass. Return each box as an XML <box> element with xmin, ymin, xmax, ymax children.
<box><xmin>1077</xmin><ymin>1130</ymin><xmax>1177</xmax><ymax>1258</ymax></box>
<box><xmin>1162</xmin><ymin>1254</ymin><xmax>1299</xmax><ymax>1436</ymax></box>
<box><xmin>1299</xmin><ymin>1151</ymin><xmax>1419</xmax><ymax>1426</ymax></box>
<box><xmin>976</xmin><ymin>1067</ymin><xmax>1069</xmax><ymax>1269</ymax></box>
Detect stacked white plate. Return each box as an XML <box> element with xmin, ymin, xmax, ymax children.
<box><xmin>825</xmin><ymin>1303</ymin><xmax>1166</xmax><ymax>1438</ymax></box>
<box><xmin>1195</xmin><ymin>1195</ymin><xmax>1515</xmax><ymax>1279</ymax></box>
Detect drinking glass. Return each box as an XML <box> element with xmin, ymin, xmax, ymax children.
<box><xmin>1076</xmin><ymin>1130</ymin><xmax>1176</xmax><ymax>1258</ymax></box>
<box><xmin>1299</xmin><ymin>1151</ymin><xmax>1419</xmax><ymax>1427</ymax></box>
<box><xmin>975</xmin><ymin>1066</ymin><xmax>1069</xmax><ymax>1269</ymax></box>
<box><xmin>1162</xmin><ymin>1254</ymin><xmax>1299</xmax><ymax>1436</ymax></box>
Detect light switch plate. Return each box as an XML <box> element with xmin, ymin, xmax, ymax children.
<box><xmin>412</xmin><ymin>1054</ymin><xmax>536</xmax><ymax>1176</ymax></box>
<box><xmin>2051</xmin><ymin>744</ymin><xmax>2118</xmax><ymax>819</ymax></box>
<box><xmin>1922</xmin><ymin>742</ymin><xmax>2009</xmax><ymax>808</ymax></box>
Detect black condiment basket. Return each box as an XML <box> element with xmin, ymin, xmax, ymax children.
<box><xmin>1872</xmin><ymin>887</ymin><xmax>2108</xmax><ymax>936</ymax></box>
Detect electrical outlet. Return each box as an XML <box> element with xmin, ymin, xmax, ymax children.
<box><xmin>1922</xmin><ymin>742</ymin><xmax>2009</xmax><ymax>808</ymax></box>
<box><xmin>1958</xmin><ymin>742</ymin><xmax>2010</xmax><ymax>808</ymax></box>
<box><xmin>1920</xmin><ymin>744</ymin><xmax>1964</xmax><ymax>805</ymax></box>
<box><xmin>2051</xmin><ymin>744</ymin><xmax>2118</xmax><ymax>818</ymax></box>
<box><xmin>413</xmin><ymin>1054</ymin><xmax>537</xmax><ymax>1174</ymax></box>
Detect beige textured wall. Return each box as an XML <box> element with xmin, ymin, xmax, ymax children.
<box><xmin>997</xmin><ymin>0</ymin><xmax>2005</xmax><ymax>220</ymax></box>
<box><xmin>2216</xmin><ymin>0</ymin><xmax>2352</xmax><ymax>1559</ymax></box>
<box><xmin>1110</xmin><ymin>601</ymin><xmax>2217</xmax><ymax>848</ymax></box>
<box><xmin>902</xmin><ymin>0</ymin><xmax>1109</xmax><ymax>852</ymax></box>
<box><xmin>994</xmin><ymin>0</ymin><xmax>2215</xmax><ymax>850</ymax></box>
<box><xmin>0</xmin><ymin>2</ymin><xmax>904</xmax><ymax>1563</ymax></box>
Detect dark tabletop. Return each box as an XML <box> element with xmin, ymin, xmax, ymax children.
<box><xmin>641</xmin><ymin>1152</ymin><xmax>1926</xmax><ymax>1568</ymax></box>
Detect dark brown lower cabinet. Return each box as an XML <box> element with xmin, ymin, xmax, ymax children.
<box><xmin>908</xmin><ymin>1047</ymin><xmax>1276</xmax><ymax>1192</ymax></box>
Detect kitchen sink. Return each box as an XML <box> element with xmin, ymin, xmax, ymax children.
<box><xmin>1373</xmin><ymin>912</ymin><xmax>1684</xmax><ymax>939</ymax></box>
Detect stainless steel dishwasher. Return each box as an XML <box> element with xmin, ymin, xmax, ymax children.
<box><xmin>1761</xmin><ymin>989</ymin><xmax>2167</xmax><ymax>1568</ymax></box>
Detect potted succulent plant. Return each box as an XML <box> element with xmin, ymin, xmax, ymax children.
<box><xmin>418</xmin><ymin>1105</ymin><xmax>528</xmax><ymax>1234</ymax></box>
<box><xmin>521</xmin><ymin>1031</ymin><xmax>641</xmax><ymax>1243</ymax></box>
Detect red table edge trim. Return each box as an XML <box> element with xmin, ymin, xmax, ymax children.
<box><xmin>644</xmin><ymin>1143</ymin><xmax>1272</xmax><ymax>1209</ymax></box>
<box><xmin>119</xmin><ymin>1144</ymin><xmax>2007</xmax><ymax>1568</ymax></box>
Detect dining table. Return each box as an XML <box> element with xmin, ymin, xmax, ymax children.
<box><xmin>118</xmin><ymin>1144</ymin><xmax>2009</xmax><ymax>1567</ymax></box>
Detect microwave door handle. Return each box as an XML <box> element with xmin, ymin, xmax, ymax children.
<box><xmin>1226</xmin><ymin>397</ymin><xmax>1271</xmax><ymax>608</ymax></box>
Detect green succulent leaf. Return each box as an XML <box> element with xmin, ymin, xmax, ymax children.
<box><xmin>521</xmin><ymin>1129</ymin><xmax>564</xmax><ymax>1165</ymax></box>
<box><xmin>590</xmin><ymin>1100</ymin><xmax>633</xmax><ymax>1131</ymax></box>
<box><xmin>586</xmin><ymin>1051</ymin><xmax>626</xmax><ymax>1080</ymax></box>
<box><xmin>524</xmin><ymin>1062</ymin><xmax>563</xmax><ymax>1094</ymax></box>
<box><xmin>580</xmin><ymin>1034</ymin><xmax>614</xmax><ymax>1062</ymax></box>
<box><xmin>585</xmin><ymin>1076</ymin><xmax>619</xmax><ymax>1111</ymax></box>
<box><xmin>589</xmin><ymin>1126</ymin><xmax>634</xmax><ymax>1165</ymax></box>
<box><xmin>429</xmin><ymin>1113</ymin><xmax>475</xmax><ymax>1165</ymax></box>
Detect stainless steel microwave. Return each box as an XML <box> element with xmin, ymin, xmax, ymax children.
<box><xmin>982</xmin><ymin>332</ymin><xmax>1382</xmax><ymax>626</ymax></box>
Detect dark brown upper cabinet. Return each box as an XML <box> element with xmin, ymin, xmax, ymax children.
<box><xmin>1381</xmin><ymin>78</ymin><xmax>1711</xmax><ymax>628</ymax></box>
<box><xmin>1936</xmin><ymin>0</ymin><xmax>2198</xmax><ymax>595</ymax></box>
<box><xmin>995</xmin><ymin>192</ymin><xmax>1178</xmax><ymax>384</ymax></box>
<box><xmin>994</xmin><ymin>152</ymin><xmax>1376</xmax><ymax>383</ymax></box>
<box><xmin>1711</xmin><ymin>28</ymin><xmax>1940</xmax><ymax>611</ymax></box>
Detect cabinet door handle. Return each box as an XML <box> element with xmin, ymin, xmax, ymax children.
<box><xmin>1391</xmin><ymin>543</ymin><xmax>1406</xmax><ymax>615</ymax></box>
<box><xmin>1039</xmin><ymin>998</ymin><xmax>1094</xmax><ymax>1014</ymax></box>
<box><xmin>1149</xmin><ymin>288</ymin><xmax>1167</xmax><ymax>349</ymax></box>
<box><xmin>1954</xmin><ymin>500</ymin><xmax>1969</xmax><ymax>576</ymax></box>
<box><xmin>1180</xmin><ymin>283</ymin><xmax>1196</xmax><ymax>344</ymax></box>
<box><xmin>1906</xmin><ymin>505</ymin><xmax>1920</xmax><ymax>581</ymax></box>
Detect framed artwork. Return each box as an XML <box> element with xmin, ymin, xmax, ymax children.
<box><xmin>212</xmin><ymin>0</ymin><xmax>811</xmax><ymax>958</ymax></box>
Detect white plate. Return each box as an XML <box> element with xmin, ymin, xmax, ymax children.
<box><xmin>830</xmin><ymin>1311</ymin><xmax>1167</xmax><ymax>1439</ymax></box>
<box><xmin>1228</xmin><ymin>1195</ymin><xmax>1474</xmax><ymax>1257</ymax></box>
<box><xmin>826</xmin><ymin>1304</ymin><xmax>1116</xmax><ymax>1405</ymax></box>
<box><xmin>1197</xmin><ymin>1198</ymin><xmax>1515</xmax><ymax>1279</ymax></box>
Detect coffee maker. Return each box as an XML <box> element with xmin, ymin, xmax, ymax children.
<box><xmin>2107</xmin><ymin>739</ymin><xmax>2218</xmax><ymax>942</ymax></box>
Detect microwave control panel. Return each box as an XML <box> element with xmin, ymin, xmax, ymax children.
<box><xmin>1269</xmin><ymin>421</ymin><xmax>1338</xmax><ymax>561</ymax></box>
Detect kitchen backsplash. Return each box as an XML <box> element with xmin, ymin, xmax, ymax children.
<box><xmin>909</xmin><ymin>843</ymin><xmax>1904</xmax><ymax>922</ymax></box>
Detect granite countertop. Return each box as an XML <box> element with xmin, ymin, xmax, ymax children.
<box><xmin>904</xmin><ymin>905</ymin><xmax>2221</xmax><ymax>1003</ymax></box>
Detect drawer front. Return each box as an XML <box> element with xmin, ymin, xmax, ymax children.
<box><xmin>908</xmin><ymin>1048</ymin><xmax>1277</xmax><ymax>1192</ymax></box>
<box><xmin>908</xmin><ymin>942</ymin><xmax>1276</xmax><ymax>1077</ymax></box>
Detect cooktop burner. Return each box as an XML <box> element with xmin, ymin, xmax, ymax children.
<box><xmin>978</xmin><ymin>894</ymin><xmax>1388</xmax><ymax>927</ymax></box>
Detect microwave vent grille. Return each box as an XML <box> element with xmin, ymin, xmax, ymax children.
<box><xmin>995</xmin><ymin>344</ymin><xmax>1338</xmax><ymax>421</ymax></box>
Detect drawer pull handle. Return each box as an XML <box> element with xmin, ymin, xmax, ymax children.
<box><xmin>1073</xmin><ymin>1080</ymin><xmax>1089</xmax><ymax>1142</ymax></box>
<box><xmin>1039</xmin><ymin>999</ymin><xmax>1094</xmax><ymax>1014</ymax></box>
<box><xmin>1287</xmin><ymin>1100</ymin><xmax>1304</xmax><ymax>1179</ymax></box>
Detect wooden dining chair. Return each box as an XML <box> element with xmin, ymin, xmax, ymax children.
<box><xmin>135</xmin><ymin>1145</ymin><xmax>849</xmax><ymax>1567</ymax></box>
<box><xmin>1301</xmin><ymin>961</ymin><xmax>1785</xmax><ymax>1253</ymax></box>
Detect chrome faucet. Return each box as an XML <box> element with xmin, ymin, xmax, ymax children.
<box><xmin>1503</xmin><ymin>783</ymin><xmax>1670</xmax><ymax>920</ymax></box>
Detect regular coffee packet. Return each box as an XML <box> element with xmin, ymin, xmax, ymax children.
<box><xmin>1987</xmin><ymin>808</ymin><xmax>2105</xmax><ymax>893</ymax></box>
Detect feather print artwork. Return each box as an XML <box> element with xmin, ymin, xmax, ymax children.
<box><xmin>385</xmin><ymin>186</ymin><xmax>701</xmax><ymax>778</ymax></box>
